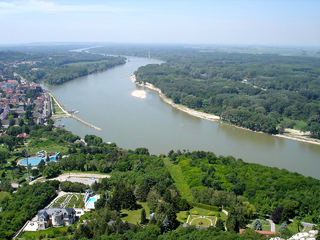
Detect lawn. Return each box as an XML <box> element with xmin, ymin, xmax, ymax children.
<box><xmin>121</xmin><ymin>202</ymin><xmax>150</xmax><ymax>225</ymax></box>
<box><xmin>51</xmin><ymin>195</ymin><xmax>69</xmax><ymax>208</ymax></box>
<box><xmin>66</xmin><ymin>194</ymin><xmax>84</xmax><ymax>208</ymax></box>
<box><xmin>177</xmin><ymin>211</ymin><xmax>188</xmax><ymax>223</ymax></box>
<box><xmin>275</xmin><ymin>219</ymin><xmax>300</xmax><ymax>234</ymax></box>
<box><xmin>163</xmin><ymin>158</ymin><xmax>192</xmax><ymax>200</ymax></box>
<box><xmin>188</xmin><ymin>216</ymin><xmax>216</xmax><ymax>227</ymax></box>
<box><xmin>189</xmin><ymin>207</ymin><xmax>227</xmax><ymax>222</ymax></box>
<box><xmin>247</xmin><ymin>219</ymin><xmax>270</xmax><ymax>232</ymax></box>
<box><xmin>18</xmin><ymin>226</ymin><xmax>69</xmax><ymax>239</ymax></box>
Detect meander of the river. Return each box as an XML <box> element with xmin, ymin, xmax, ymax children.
<box><xmin>42</xmin><ymin>56</ymin><xmax>320</xmax><ymax>179</ymax></box>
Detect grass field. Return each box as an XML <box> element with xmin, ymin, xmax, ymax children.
<box><xmin>18</xmin><ymin>226</ymin><xmax>68</xmax><ymax>239</ymax></box>
<box><xmin>121</xmin><ymin>202</ymin><xmax>150</xmax><ymax>224</ymax></box>
<box><xmin>66</xmin><ymin>194</ymin><xmax>83</xmax><ymax>208</ymax></box>
<box><xmin>188</xmin><ymin>215</ymin><xmax>216</xmax><ymax>227</ymax></box>
<box><xmin>189</xmin><ymin>207</ymin><xmax>227</xmax><ymax>222</ymax></box>
<box><xmin>163</xmin><ymin>158</ymin><xmax>192</xmax><ymax>200</ymax></box>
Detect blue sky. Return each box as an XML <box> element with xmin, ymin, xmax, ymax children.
<box><xmin>0</xmin><ymin>0</ymin><xmax>319</xmax><ymax>46</ymax></box>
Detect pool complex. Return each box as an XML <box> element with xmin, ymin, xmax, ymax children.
<box><xmin>20</xmin><ymin>156</ymin><xmax>56</xmax><ymax>166</ymax></box>
<box><xmin>85</xmin><ymin>197</ymin><xmax>97</xmax><ymax>209</ymax></box>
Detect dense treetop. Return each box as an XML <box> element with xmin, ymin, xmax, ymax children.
<box><xmin>134</xmin><ymin>50</ymin><xmax>320</xmax><ymax>137</ymax></box>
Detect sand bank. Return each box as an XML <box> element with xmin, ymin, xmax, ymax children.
<box><xmin>132</xmin><ymin>90</ymin><xmax>146</xmax><ymax>99</ymax></box>
<box><xmin>130</xmin><ymin>75</ymin><xmax>220</xmax><ymax>121</ymax></box>
<box><xmin>130</xmin><ymin>75</ymin><xmax>320</xmax><ymax>146</ymax></box>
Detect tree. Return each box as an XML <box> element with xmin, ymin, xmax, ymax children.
<box><xmin>166</xmin><ymin>204</ymin><xmax>178</xmax><ymax>230</ymax></box>
<box><xmin>272</xmin><ymin>206</ymin><xmax>284</xmax><ymax>224</ymax></box>
<box><xmin>9</xmin><ymin>118</ymin><xmax>15</xmax><ymax>127</ymax></box>
<box><xmin>226</xmin><ymin>202</ymin><xmax>247</xmax><ymax>232</ymax></box>
<box><xmin>140</xmin><ymin>208</ymin><xmax>148</xmax><ymax>225</ymax></box>
<box><xmin>135</xmin><ymin>147</ymin><xmax>150</xmax><ymax>156</ymax></box>
<box><xmin>18</xmin><ymin>118</ymin><xmax>24</xmax><ymax>127</ymax></box>
<box><xmin>215</xmin><ymin>218</ymin><xmax>225</xmax><ymax>231</ymax></box>
<box><xmin>162</xmin><ymin>216</ymin><xmax>171</xmax><ymax>234</ymax></box>
<box><xmin>95</xmin><ymin>196</ymin><xmax>106</xmax><ymax>210</ymax></box>
<box><xmin>37</xmin><ymin>159</ymin><xmax>46</xmax><ymax>173</ymax></box>
<box><xmin>252</xmin><ymin>219</ymin><xmax>262</xmax><ymax>231</ymax></box>
<box><xmin>278</xmin><ymin>222</ymin><xmax>289</xmax><ymax>232</ymax></box>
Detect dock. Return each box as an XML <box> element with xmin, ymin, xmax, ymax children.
<box><xmin>46</xmin><ymin>91</ymin><xmax>102</xmax><ymax>132</ymax></box>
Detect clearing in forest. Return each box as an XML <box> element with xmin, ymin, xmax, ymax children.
<box><xmin>163</xmin><ymin>158</ymin><xmax>192</xmax><ymax>200</ymax></box>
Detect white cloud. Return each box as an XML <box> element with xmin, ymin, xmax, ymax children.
<box><xmin>0</xmin><ymin>0</ymin><xmax>135</xmax><ymax>14</ymax></box>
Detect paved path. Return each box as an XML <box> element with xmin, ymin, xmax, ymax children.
<box><xmin>267</xmin><ymin>219</ymin><xmax>276</xmax><ymax>232</ymax></box>
<box><xmin>301</xmin><ymin>222</ymin><xmax>317</xmax><ymax>229</ymax></box>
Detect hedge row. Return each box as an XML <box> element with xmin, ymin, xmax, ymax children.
<box><xmin>187</xmin><ymin>200</ymin><xmax>221</xmax><ymax>212</ymax></box>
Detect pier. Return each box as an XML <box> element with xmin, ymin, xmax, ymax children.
<box><xmin>47</xmin><ymin>91</ymin><xmax>102</xmax><ymax>132</ymax></box>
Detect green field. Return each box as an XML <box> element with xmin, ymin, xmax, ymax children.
<box><xmin>66</xmin><ymin>194</ymin><xmax>84</xmax><ymax>208</ymax></box>
<box><xmin>189</xmin><ymin>207</ymin><xmax>227</xmax><ymax>221</ymax></box>
<box><xmin>163</xmin><ymin>158</ymin><xmax>192</xmax><ymax>200</ymax></box>
<box><xmin>121</xmin><ymin>202</ymin><xmax>150</xmax><ymax>224</ymax></box>
<box><xmin>18</xmin><ymin>226</ymin><xmax>68</xmax><ymax>239</ymax></box>
<box><xmin>188</xmin><ymin>215</ymin><xmax>216</xmax><ymax>227</ymax></box>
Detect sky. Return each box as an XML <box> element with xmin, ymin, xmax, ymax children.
<box><xmin>0</xmin><ymin>0</ymin><xmax>319</xmax><ymax>46</ymax></box>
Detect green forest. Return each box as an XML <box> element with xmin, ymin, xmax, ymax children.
<box><xmin>134</xmin><ymin>51</ymin><xmax>320</xmax><ymax>138</ymax></box>
<box><xmin>0</xmin><ymin>121</ymin><xmax>319</xmax><ymax>239</ymax></box>
<box><xmin>0</xmin><ymin>51</ymin><xmax>126</xmax><ymax>85</ymax></box>
<box><xmin>1</xmin><ymin>44</ymin><xmax>320</xmax><ymax>239</ymax></box>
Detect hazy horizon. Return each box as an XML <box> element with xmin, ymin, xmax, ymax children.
<box><xmin>1</xmin><ymin>0</ymin><xmax>319</xmax><ymax>46</ymax></box>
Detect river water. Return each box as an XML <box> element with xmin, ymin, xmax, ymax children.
<box><xmin>42</xmin><ymin>56</ymin><xmax>320</xmax><ymax>179</ymax></box>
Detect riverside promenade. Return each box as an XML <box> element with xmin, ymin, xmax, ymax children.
<box><xmin>47</xmin><ymin>91</ymin><xmax>102</xmax><ymax>132</ymax></box>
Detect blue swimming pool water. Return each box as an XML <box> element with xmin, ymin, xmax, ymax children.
<box><xmin>20</xmin><ymin>157</ymin><xmax>56</xmax><ymax>166</ymax></box>
<box><xmin>85</xmin><ymin>197</ymin><xmax>97</xmax><ymax>208</ymax></box>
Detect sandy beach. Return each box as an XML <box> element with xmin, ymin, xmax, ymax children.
<box><xmin>132</xmin><ymin>90</ymin><xmax>146</xmax><ymax>98</ymax></box>
<box><xmin>130</xmin><ymin>75</ymin><xmax>320</xmax><ymax>146</ymax></box>
<box><xmin>130</xmin><ymin>75</ymin><xmax>220</xmax><ymax>121</ymax></box>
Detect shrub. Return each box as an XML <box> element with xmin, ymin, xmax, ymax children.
<box><xmin>187</xmin><ymin>200</ymin><xmax>221</xmax><ymax>211</ymax></box>
<box><xmin>191</xmin><ymin>211</ymin><xmax>199</xmax><ymax>215</ymax></box>
<box><xmin>278</xmin><ymin>222</ymin><xmax>288</xmax><ymax>232</ymax></box>
<box><xmin>207</xmin><ymin>212</ymin><xmax>215</xmax><ymax>216</ymax></box>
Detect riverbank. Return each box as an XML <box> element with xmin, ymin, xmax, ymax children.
<box><xmin>130</xmin><ymin>75</ymin><xmax>220</xmax><ymax>122</ymax></box>
<box><xmin>47</xmin><ymin>91</ymin><xmax>102</xmax><ymax>131</ymax></box>
<box><xmin>130</xmin><ymin>75</ymin><xmax>320</xmax><ymax>146</ymax></box>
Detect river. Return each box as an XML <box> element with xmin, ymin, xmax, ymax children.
<box><xmin>42</xmin><ymin>56</ymin><xmax>320</xmax><ymax>179</ymax></box>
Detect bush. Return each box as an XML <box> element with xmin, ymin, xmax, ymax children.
<box><xmin>278</xmin><ymin>222</ymin><xmax>288</xmax><ymax>232</ymax></box>
<box><xmin>207</xmin><ymin>212</ymin><xmax>215</xmax><ymax>216</ymax></box>
<box><xmin>191</xmin><ymin>211</ymin><xmax>199</xmax><ymax>215</ymax></box>
<box><xmin>187</xmin><ymin>200</ymin><xmax>221</xmax><ymax>212</ymax></box>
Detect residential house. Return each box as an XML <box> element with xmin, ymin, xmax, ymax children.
<box><xmin>36</xmin><ymin>207</ymin><xmax>76</xmax><ymax>230</ymax></box>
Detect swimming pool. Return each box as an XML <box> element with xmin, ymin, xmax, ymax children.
<box><xmin>85</xmin><ymin>197</ymin><xmax>97</xmax><ymax>209</ymax></box>
<box><xmin>20</xmin><ymin>156</ymin><xmax>56</xmax><ymax>166</ymax></box>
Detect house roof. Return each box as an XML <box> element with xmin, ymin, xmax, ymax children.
<box><xmin>37</xmin><ymin>207</ymin><xmax>75</xmax><ymax>219</ymax></box>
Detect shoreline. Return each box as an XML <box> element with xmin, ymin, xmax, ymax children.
<box><xmin>130</xmin><ymin>75</ymin><xmax>320</xmax><ymax>146</ymax></box>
